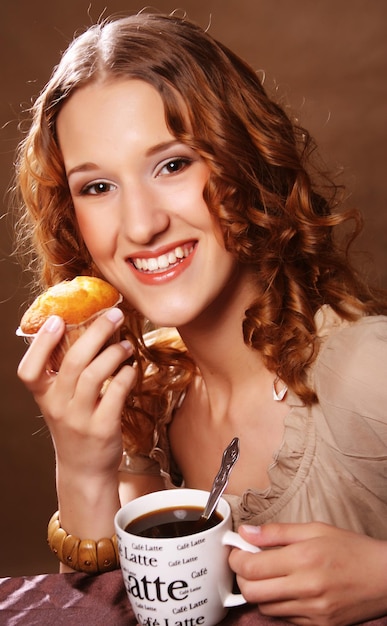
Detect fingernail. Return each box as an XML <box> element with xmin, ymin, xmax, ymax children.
<box><xmin>120</xmin><ymin>340</ymin><xmax>133</xmax><ymax>352</ymax></box>
<box><xmin>240</xmin><ymin>524</ymin><xmax>262</xmax><ymax>535</ymax></box>
<box><xmin>44</xmin><ymin>315</ymin><xmax>62</xmax><ymax>332</ymax></box>
<box><xmin>106</xmin><ymin>308</ymin><xmax>124</xmax><ymax>324</ymax></box>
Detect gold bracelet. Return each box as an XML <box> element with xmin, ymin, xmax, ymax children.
<box><xmin>47</xmin><ymin>511</ymin><xmax>120</xmax><ymax>574</ymax></box>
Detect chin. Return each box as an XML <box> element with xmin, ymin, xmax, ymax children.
<box><xmin>144</xmin><ymin>305</ymin><xmax>200</xmax><ymax>329</ymax></box>
<box><xmin>147</xmin><ymin>314</ymin><xmax>191</xmax><ymax>329</ymax></box>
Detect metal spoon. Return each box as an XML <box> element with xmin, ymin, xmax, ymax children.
<box><xmin>200</xmin><ymin>437</ymin><xmax>240</xmax><ymax>522</ymax></box>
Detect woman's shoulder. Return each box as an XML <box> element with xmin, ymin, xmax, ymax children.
<box><xmin>312</xmin><ymin>306</ymin><xmax>387</xmax><ymax>429</ymax></box>
<box><xmin>314</xmin><ymin>306</ymin><xmax>387</xmax><ymax>376</ymax></box>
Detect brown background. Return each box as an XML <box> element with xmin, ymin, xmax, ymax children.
<box><xmin>0</xmin><ymin>0</ymin><xmax>386</xmax><ymax>577</ymax></box>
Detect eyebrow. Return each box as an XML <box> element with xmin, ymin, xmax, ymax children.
<box><xmin>146</xmin><ymin>139</ymin><xmax>183</xmax><ymax>157</ymax></box>
<box><xmin>66</xmin><ymin>140</ymin><xmax>185</xmax><ymax>178</ymax></box>
<box><xmin>67</xmin><ymin>162</ymin><xmax>99</xmax><ymax>178</ymax></box>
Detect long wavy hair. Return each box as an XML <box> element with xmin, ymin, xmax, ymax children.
<box><xmin>14</xmin><ymin>12</ymin><xmax>387</xmax><ymax>453</ymax></box>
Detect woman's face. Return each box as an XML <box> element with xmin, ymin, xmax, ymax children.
<box><xmin>56</xmin><ymin>79</ymin><xmax>246</xmax><ymax>328</ymax></box>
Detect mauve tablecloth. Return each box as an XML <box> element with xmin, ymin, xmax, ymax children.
<box><xmin>1</xmin><ymin>570</ymin><xmax>386</xmax><ymax>626</ymax></box>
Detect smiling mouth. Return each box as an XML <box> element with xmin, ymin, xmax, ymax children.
<box><xmin>131</xmin><ymin>243</ymin><xmax>195</xmax><ymax>274</ymax></box>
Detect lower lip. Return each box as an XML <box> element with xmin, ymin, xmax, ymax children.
<box><xmin>128</xmin><ymin>246</ymin><xmax>196</xmax><ymax>286</ymax></box>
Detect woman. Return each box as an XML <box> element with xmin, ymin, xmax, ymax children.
<box><xmin>15</xmin><ymin>12</ymin><xmax>387</xmax><ymax>625</ymax></box>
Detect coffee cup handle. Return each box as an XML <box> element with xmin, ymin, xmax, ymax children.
<box><xmin>222</xmin><ymin>528</ymin><xmax>261</xmax><ymax>608</ymax></box>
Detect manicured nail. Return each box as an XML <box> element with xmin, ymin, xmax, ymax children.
<box><xmin>106</xmin><ymin>308</ymin><xmax>124</xmax><ymax>324</ymax></box>
<box><xmin>120</xmin><ymin>340</ymin><xmax>133</xmax><ymax>352</ymax></box>
<box><xmin>44</xmin><ymin>315</ymin><xmax>62</xmax><ymax>332</ymax></box>
<box><xmin>240</xmin><ymin>524</ymin><xmax>262</xmax><ymax>535</ymax></box>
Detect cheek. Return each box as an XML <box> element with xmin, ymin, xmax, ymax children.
<box><xmin>75</xmin><ymin>212</ymin><xmax>115</xmax><ymax>259</ymax></box>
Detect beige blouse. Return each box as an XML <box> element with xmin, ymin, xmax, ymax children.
<box><xmin>119</xmin><ymin>306</ymin><xmax>387</xmax><ymax>540</ymax></box>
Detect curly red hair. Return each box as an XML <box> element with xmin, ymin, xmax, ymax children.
<box><xmin>14</xmin><ymin>12</ymin><xmax>387</xmax><ymax>453</ymax></box>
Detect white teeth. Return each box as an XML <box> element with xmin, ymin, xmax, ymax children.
<box><xmin>147</xmin><ymin>257</ymin><xmax>159</xmax><ymax>271</ymax></box>
<box><xmin>168</xmin><ymin>251</ymin><xmax>177</xmax><ymax>264</ymax></box>
<box><xmin>158</xmin><ymin>254</ymin><xmax>170</xmax><ymax>269</ymax></box>
<box><xmin>133</xmin><ymin>245</ymin><xmax>193</xmax><ymax>273</ymax></box>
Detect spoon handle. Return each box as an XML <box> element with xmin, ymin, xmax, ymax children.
<box><xmin>201</xmin><ymin>437</ymin><xmax>240</xmax><ymax>520</ymax></box>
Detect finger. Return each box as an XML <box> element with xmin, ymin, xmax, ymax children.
<box><xmin>97</xmin><ymin>364</ymin><xmax>137</xmax><ymax>424</ymax></box>
<box><xmin>239</xmin><ymin>522</ymin><xmax>334</xmax><ymax>548</ymax></box>
<box><xmin>72</xmin><ymin>340</ymin><xmax>135</xmax><ymax>408</ymax></box>
<box><xmin>53</xmin><ymin>308</ymin><xmax>125</xmax><ymax>396</ymax></box>
<box><xmin>17</xmin><ymin>316</ymin><xmax>65</xmax><ymax>392</ymax></box>
<box><xmin>237</xmin><ymin>573</ymin><xmax>299</xmax><ymax>605</ymax></box>
<box><xmin>236</xmin><ymin>555</ymin><xmax>328</xmax><ymax>604</ymax></box>
<box><xmin>230</xmin><ymin>533</ymin><xmax>320</xmax><ymax>583</ymax></box>
<box><xmin>230</xmin><ymin>544</ymin><xmax>290</xmax><ymax>582</ymax></box>
<box><xmin>259</xmin><ymin>598</ymin><xmax>336</xmax><ymax>626</ymax></box>
<box><xmin>259</xmin><ymin>599</ymin><xmax>310</xmax><ymax>625</ymax></box>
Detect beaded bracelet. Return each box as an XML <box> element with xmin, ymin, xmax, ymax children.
<box><xmin>47</xmin><ymin>511</ymin><xmax>120</xmax><ymax>574</ymax></box>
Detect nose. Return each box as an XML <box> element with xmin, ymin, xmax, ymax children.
<box><xmin>120</xmin><ymin>183</ymin><xmax>170</xmax><ymax>245</ymax></box>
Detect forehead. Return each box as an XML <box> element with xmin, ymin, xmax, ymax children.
<box><xmin>56</xmin><ymin>79</ymin><xmax>178</xmax><ymax>157</ymax></box>
<box><xmin>57</xmin><ymin>78</ymin><xmax>166</xmax><ymax>124</ymax></box>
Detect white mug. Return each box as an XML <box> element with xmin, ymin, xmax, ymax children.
<box><xmin>114</xmin><ymin>488</ymin><xmax>260</xmax><ymax>626</ymax></box>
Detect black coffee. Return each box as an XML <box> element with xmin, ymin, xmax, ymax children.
<box><xmin>125</xmin><ymin>505</ymin><xmax>223</xmax><ymax>538</ymax></box>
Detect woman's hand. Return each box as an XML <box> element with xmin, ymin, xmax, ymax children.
<box><xmin>229</xmin><ymin>522</ymin><xmax>387</xmax><ymax>626</ymax></box>
<box><xmin>17</xmin><ymin>307</ymin><xmax>136</xmax><ymax>538</ymax></box>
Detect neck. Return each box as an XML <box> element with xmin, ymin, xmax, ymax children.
<box><xmin>177</xmin><ymin>269</ymin><xmax>272</xmax><ymax>419</ymax></box>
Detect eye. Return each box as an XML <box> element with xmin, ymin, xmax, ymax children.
<box><xmin>80</xmin><ymin>181</ymin><xmax>116</xmax><ymax>195</ymax></box>
<box><xmin>157</xmin><ymin>157</ymin><xmax>192</xmax><ymax>177</ymax></box>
